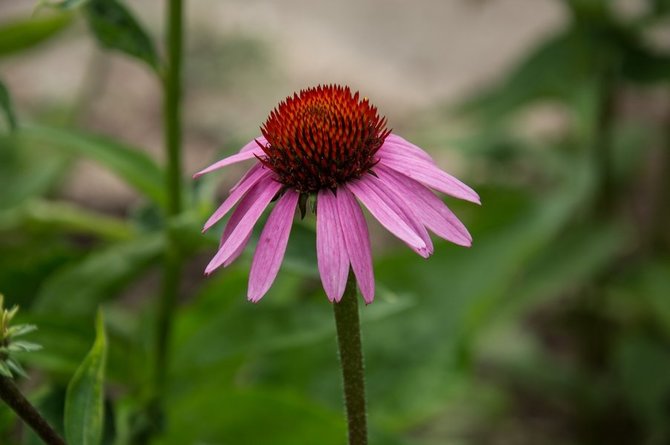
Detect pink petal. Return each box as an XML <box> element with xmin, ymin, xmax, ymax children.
<box><xmin>336</xmin><ymin>187</ymin><xmax>374</xmax><ymax>304</ymax></box>
<box><xmin>193</xmin><ymin>150</ymin><xmax>263</xmax><ymax>179</ymax></box>
<box><xmin>375</xmin><ymin>164</ymin><xmax>472</xmax><ymax>246</ymax></box>
<box><xmin>230</xmin><ymin>163</ymin><xmax>263</xmax><ymax>192</ymax></box>
<box><xmin>204</xmin><ymin>177</ymin><xmax>282</xmax><ymax>274</ymax></box>
<box><xmin>212</xmin><ymin>181</ymin><xmax>267</xmax><ymax>269</ymax></box>
<box><xmin>240</xmin><ymin>136</ymin><xmax>267</xmax><ymax>153</ymax></box>
<box><xmin>362</xmin><ymin>175</ymin><xmax>433</xmax><ymax>258</ymax></box>
<box><xmin>317</xmin><ymin>189</ymin><xmax>350</xmax><ymax>302</ymax></box>
<box><xmin>193</xmin><ymin>136</ymin><xmax>267</xmax><ymax>179</ymax></box>
<box><xmin>223</xmin><ymin>232</ymin><xmax>252</xmax><ymax>267</ymax></box>
<box><xmin>202</xmin><ymin>166</ymin><xmax>272</xmax><ymax>232</ymax></box>
<box><xmin>378</xmin><ymin>152</ymin><xmax>480</xmax><ymax>204</ymax></box>
<box><xmin>346</xmin><ymin>179</ymin><xmax>427</xmax><ymax>252</ymax></box>
<box><xmin>248</xmin><ymin>190</ymin><xmax>299</xmax><ymax>302</ymax></box>
<box><xmin>380</xmin><ymin>134</ymin><xmax>434</xmax><ymax>162</ymax></box>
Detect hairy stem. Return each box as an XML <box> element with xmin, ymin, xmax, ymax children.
<box><xmin>0</xmin><ymin>376</ymin><xmax>66</xmax><ymax>445</ymax></box>
<box><xmin>333</xmin><ymin>274</ymin><xmax>368</xmax><ymax>445</ymax></box>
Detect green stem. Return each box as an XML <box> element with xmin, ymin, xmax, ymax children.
<box><xmin>146</xmin><ymin>0</ymin><xmax>184</xmax><ymax>438</ymax></box>
<box><xmin>333</xmin><ymin>273</ymin><xmax>368</xmax><ymax>445</ymax></box>
<box><xmin>0</xmin><ymin>376</ymin><xmax>66</xmax><ymax>445</ymax></box>
<box><xmin>594</xmin><ymin>69</ymin><xmax>617</xmax><ymax>215</ymax></box>
<box><xmin>164</xmin><ymin>0</ymin><xmax>183</xmax><ymax>216</ymax></box>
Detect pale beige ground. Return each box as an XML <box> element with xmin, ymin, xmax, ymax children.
<box><xmin>0</xmin><ymin>0</ymin><xmax>565</xmax><ymax>208</ymax></box>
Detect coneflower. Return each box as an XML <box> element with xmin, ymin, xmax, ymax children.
<box><xmin>195</xmin><ymin>85</ymin><xmax>479</xmax><ymax>303</ymax></box>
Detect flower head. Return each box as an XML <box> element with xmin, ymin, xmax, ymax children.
<box><xmin>195</xmin><ymin>85</ymin><xmax>479</xmax><ymax>304</ymax></box>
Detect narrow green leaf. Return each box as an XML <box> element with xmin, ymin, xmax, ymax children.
<box><xmin>0</xmin><ymin>199</ymin><xmax>136</xmax><ymax>241</ymax></box>
<box><xmin>7</xmin><ymin>324</ymin><xmax>38</xmax><ymax>337</ymax></box>
<box><xmin>65</xmin><ymin>311</ymin><xmax>107</xmax><ymax>445</ymax></box>
<box><xmin>7</xmin><ymin>341</ymin><xmax>42</xmax><ymax>352</ymax></box>
<box><xmin>34</xmin><ymin>234</ymin><xmax>164</xmax><ymax>316</ymax></box>
<box><xmin>84</xmin><ymin>0</ymin><xmax>160</xmax><ymax>70</ymax></box>
<box><xmin>0</xmin><ymin>13</ymin><xmax>72</xmax><ymax>58</ymax></box>
<box><xmin>0</xmin><ymin>134</ymin><xmax>69</xmax><ymax>210</ymax></box>
<box><xmin>5</xmin><ymin>359</ymin><xmax>28</xmax><ymax>378</ymax></box>
<box><xmin>0</xmin><ymin>362</ymin><xmax>12</xmax><ymax>377</ymax></box>
<box><xmin>0</xmin><ymin>78</ymin><xmax>17</xmax><ymax>131</ymax></box>
<box><xmin>18</xmin><ymin>125</ymin><xmax>167</xmax><ymax>207</ymax></box>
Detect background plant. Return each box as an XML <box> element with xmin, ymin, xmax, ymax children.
<box><xmin>0</xmin><ymin>0</ymin><xmax>669</xmax><ymax>444</ymax></box>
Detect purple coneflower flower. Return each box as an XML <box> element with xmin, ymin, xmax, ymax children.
<box><xmin>195</xmin><ymin>85</ymin><xmax>479</xmax><ymax>304</ymax></box>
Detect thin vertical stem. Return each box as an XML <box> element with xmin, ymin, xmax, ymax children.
<box><xmin>148</xmin><ymin>0</ymin><xmax>184</xmax><ymax>437</ymax></box>
<box><xmin>164</xmin><ymin>0</ymin><xmax>183</xmax><ymax>216</ymax></box>
<box><xmin>594</xmin><ymin>69</ymin><xmax>617</xmax><ymax>215</ymax></box>
<box><xmin>0</xmin><ymin>376</ymin><xmax>66</xmax><ymax>445</ymax></box>
<box><xmin>333</xmin><ymin>274</ymin><xmax>368</xmax><ymax>445</ymax></box>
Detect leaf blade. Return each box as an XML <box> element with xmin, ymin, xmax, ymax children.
<box><xmin>64</xmin><ymin>311</ymin><xmax>107</xmax><ymax>445</ymax></box>
<box><xmin>84</xmin><ymin>0</ymin><xmax>160</xmax><ymax>71</ymax></box>
<box><xmin>18</xmin><ymin>125</ymin><xmax>167</xmax><ymax>207</ymax></box>
<box><xmin>34</xmin><ymin>234</ymin><xmax>164</xmax><ymax>316</ymax></box>
<box><xmin>0</xmin><ymin>13</ymin><xmax>73</xmax><ymax>58</ymax></box>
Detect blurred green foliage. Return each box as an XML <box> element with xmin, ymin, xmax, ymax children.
<box><xmin>0</xmin><ymin>0</ymin><xmax>669</xmax><ymax>444</ymax></box>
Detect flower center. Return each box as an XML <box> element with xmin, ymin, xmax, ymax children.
<box><xmin>258</xmin><ymin>85</ymin><xmax>390</xmax><ymax>194</ymax></box>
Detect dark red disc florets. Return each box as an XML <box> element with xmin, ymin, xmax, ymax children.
<box><xmin>258</xmin><ymin>85</ymin><xmax>391</xmax><ymax>194</ymax></box>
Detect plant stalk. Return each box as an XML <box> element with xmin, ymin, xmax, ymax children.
<box><xmin>333</xmin><ymin>274</ymin><xmax>368</xmax><ymax>445</ymax></box>
<box><xmin>594</xmin><ymin>68</ymin><xmax>617</xmax><ymax>215</ymax></box>
<box><xmin>0</xmin><ymin>376</ymin><xmax>66</xmax><ymax>445</ymax></box>
<box><xmin>148</xmin><ymin>0</ymin><xmax>184</xmax><ymax>436</ymax></box>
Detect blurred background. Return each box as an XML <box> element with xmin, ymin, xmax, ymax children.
<box><xmin>1</xmin><ymin>0</ymin><xmax>669</xmax><ymax>444</ymax></box>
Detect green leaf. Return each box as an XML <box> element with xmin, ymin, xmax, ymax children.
<box><xmin>0</xmin><ymin>78</ymin><xmax>17</xmax><ymax>131</ymax></box>
<box><xmin>0</xmin><ymin>13</ymin><xmax>72</xmax><ymax>58</ymax></box>
<box><xmin>84</xmin><ymin>0</ymin><xmax>160</xmax><ymax>70</ymax></box>
<box><xmin>159</xmin><ymin>384</ymin><xmax>345</xmax><ymax>445</ymax></box>
<box><xmin>7</xmin><ymin>340</ymin><xmax>42</xmax><ymax>352</ymax></box>
<box><xmin>18</xmin><ymin>125</ymin><xmax>167</xmax><ymax>207</ymax></box>
<box><xmin>0</xmin><ymin>362</ymin><xmax>11</xmax><ymax>377</ymax></box>
<box><xmin>34</xmin><ymin>234</ymin><xmax>164</xmax><ymax>316</ymax></box>
<box><xmin>5</xmin><ymin>359</ymin><xmax>28</xmax><ymax>378</ymax></box>
<box><xmin>7</xmin><ymin>324</ymin><xmax>38</xmax><ymax>337</ymax></box>
<box><xmin>0</xmin><ymin>200</ymin><xmax>136</xmax><ymax>241</ymax></box>
<box><xmin>64</xmin><ymin>311</ymin><xmax>107</xmax><ymax>445</ymax></box>
<box><xmin>0</xmin><ymin>133</ymin><xmax>70</xmax><ymax>210</ymax></box>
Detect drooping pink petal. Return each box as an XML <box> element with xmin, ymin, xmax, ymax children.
<box><xmin>374</xmin><ymin>164</ymin><xmax>472</xmax><ymax>246</ymax></box>
<box><xmin>347</xmin><ymin>179</ymin><xmax>427</xmax><ymax>252</ymax></box>
<box><xmin>248</xmin><ymin>190</ymin><xmax>299</xmax><ymax>302</ymax></box>
<box><xmin>378</xmin><ymin>151</ymin><xmax>480</xmax><ymax>204</ymax></box>
<box><xmin>204</xmin><ymin>177</ymin><xmax>282</xmax><ymax>274</ymax></box>
<box><xmin>362</xmin><ymin>175</ymin><xmax>433</xmax><ymax>258</ymax></box>
<box><xmin>380</xmin><ymin>134</ymin><xmax>434</xmax><ymax>162</ymax></box>
<box><xmin>336</xmin><ymin>187</ymin><xmax>374</xmax><ymax>304</ymax></box>
<box><xmin>193</xmin><ymin>150</ymin><xmax>263</xmax><ymax>179</ymax></box>
<box><xmin>230</xmin><ymin>163</ymin><xmax>263</xmax><ymax>192</ymax></box>
<box><xmin>219</xmin><ymin>213</ymin><xmax>255</xmax><ymax>267</ymax></box>
<box><xmin>223</xmin><ymin>232</ymin><xmax>252</xmax><ymax>267</ymax></box>
<box><xmin>240</xmin><ymin>136</ymin><xmax>268</xmax><ymax>153</ymax></box>
<box><xmin>202</xmin><ymin>166</ymin><xmax>273</xmax><ymax>232</ymax></box>
<box><xmin>211</xmin><ymin>180</ymin><xmax>268</xmax><ymax>270</ymax></box>
<box><xmin>317</xmin><ymin>189</ymin><xmax>350</xmax><ymax>302</ymax></box>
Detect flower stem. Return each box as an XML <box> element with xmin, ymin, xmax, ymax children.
<box><xmin>0</xmin><ymin>376</ymin><xmax>66</xmax><ymax>445</ymax></box>
<box><xmin>147</xmin><ymin>0</ymin><xmax>184</xmax><ymax>437</ymax></box>
<box><xmin>333</xmin><ymin>273</ymin><xmax>368</xmax><ymax>445</ymax></box>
